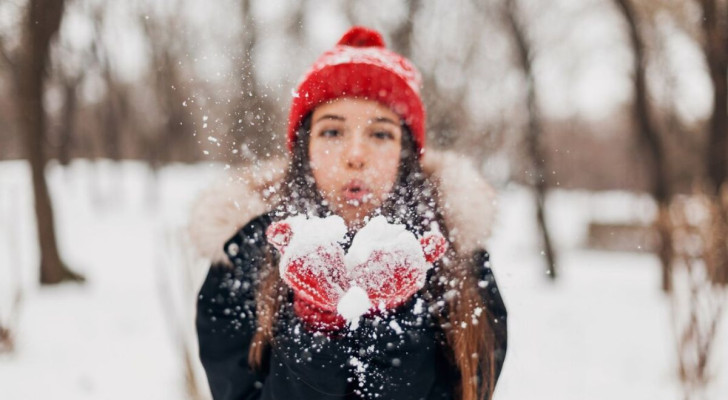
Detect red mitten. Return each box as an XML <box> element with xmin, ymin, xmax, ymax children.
<box><xmin>349</xmin><ymin>250</ymin><xmax>425</xmax><ymax>310</ymax></box>
<box><xmin>420</xmin><ymin>231</ymin><xmax>448</xmax><ymax>263</ymax></box>
<box><xmin>266</xmin><ymin>217</ymin><xmax>350</xmax><ymax>328</ymax></box>
<box><xmin>346</xmin><ymin>217</ymin><xmax>448</xmax><ymax>310</ymax></box>
<box><xmin>282</xmin><ymin>245</ymin><xmax>349</xmax><ymax>311</ymax></box>
<box><xmin>293</xmin><ymin>293</ymin><xmax>346</xmax><ymax>331</ymax></box>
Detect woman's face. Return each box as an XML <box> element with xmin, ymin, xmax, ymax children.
<box><xmin>309</xmin><ymin>98</ymin><xmax>403</xmax><ymax>228</ymax></box>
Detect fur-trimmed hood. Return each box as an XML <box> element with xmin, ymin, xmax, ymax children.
<box><xmin>187</xmin><ymin>149</ymin><xmax>497</xmax><ymax>266</ymax></box>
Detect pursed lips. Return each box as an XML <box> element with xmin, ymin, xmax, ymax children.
<box><xmin>342</xmin><ymin>179</ymin><xmax>371</xmax><ymax>202</ymax></box>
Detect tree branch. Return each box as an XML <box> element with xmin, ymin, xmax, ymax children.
<box><xmin>0</xmin><ymin>33</ymin><xmax>18</xmax><ymax>79</ymax></box>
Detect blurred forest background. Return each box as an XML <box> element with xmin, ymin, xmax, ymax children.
<box><xmin>1</xmin><ymin>0</ymin><xmax>727</xmax><ymax>399</ymax></box>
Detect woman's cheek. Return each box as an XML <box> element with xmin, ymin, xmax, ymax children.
<box><xmin>310</xmin><ymin>147</ymin><xmax>337</xmax><ymax>180</ymax></box>
<box><xmin>311</xmin><ymin>166</ymin><xmax>336</xmax><ymax>197</ymax></box>
<box><xmin>310</xmin><ymin>151</ymin><xmax>339</xmax><ymax>201</ymax></box>
<box><xmin>372</xmin><ymin>149</ymin><xmax>400</xmax><ymax>198</ymax></box>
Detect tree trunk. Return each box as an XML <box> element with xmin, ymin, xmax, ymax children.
<box><xmin>613</xmin><ymin>0</ymin><xmax>673</xmax><ymax>291</ymax></box>
<box><xmin>57</xmin><ymin>79</ymin><xmax>78</xmax><ymax>166</ymax></box>
<box><xmin>16</xmin><ymin>0</ymin><xmax>83</xmax><ymax>285</ymax></box>
<box><xmin>504</xmin><ymin>0</ymin><xmax>558</xmax><ymax>280</ymax></box>
<box><xmin>656</xmin><ymin>203</ymin><xmax>673</xmax><ymax>291</ymax></box>
<box><xmin>700</xmin><ymin>0</ymin><xmax>728</xmax><ymax>285</ymax></box>
<box><xmin>702</xmin><ymin>0</ymin><xmax>728</xmax><ymax>194</ymax></box>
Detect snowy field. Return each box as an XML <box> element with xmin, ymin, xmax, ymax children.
<box><xmin>0</xmin><ymin>159</ymin><xmax>726</xmax><ymax>400</ymax></box>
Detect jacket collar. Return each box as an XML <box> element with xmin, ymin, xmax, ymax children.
<box><xmin>187</xmin><ymin>149</ymin><xmax>497</xmax><ymax>266</ymax></box>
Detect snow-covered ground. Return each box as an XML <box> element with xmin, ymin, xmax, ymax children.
<box><xmin>0</xmin><ymin>160</ymin><xmax>726</xmax><ymax>400</ymax></box>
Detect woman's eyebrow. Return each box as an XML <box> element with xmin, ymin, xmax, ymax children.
<box><xmin>314</xmin><ymin>114</ymin><xmax>345</xmax><ymax>123</ymax></box>
<box><xmin>371</xmin><ymin>116</ymin><xmax>398</xmax><ymax>125</ymax></box>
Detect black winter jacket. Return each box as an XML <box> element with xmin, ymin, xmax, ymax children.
<box><xmin>196</xmin><ymin>213</ymin><xmax>507</xmax><ymax>400</ymax></box>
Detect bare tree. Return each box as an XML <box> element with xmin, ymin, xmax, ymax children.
<box><xmin>91</xmin><ymin>8</ymin><xmax>126</xmax><ymax>163</ymax></box>
<box><xmin>661</xmin><ymin>0</ymin><xmax>728</xmax><ymax>285</ymax></box>
<box><xmin>229</xmin><ymin>0</ymin><xmax>279</xmax><ymax>161</ymax></box>
<box><xmin>14</xmin><ymin>0</ymin><xmax>83</xmax><ymax>284</ymax></box>
<box><xmin>700</xmin><ymin>0</ymin><xmax>728</xmax><ymax>195</ymax></box>
<box><xmin>612</xmin><ymin>0</ymin><xmax>674</xmax><ymax>291</ymax></box>
<box><xmin>697</xmin><ymin>0</ymin><xmax>728</xmax><ymax>285</ymax></box>
<box><xmin>55</xmin><ymin>72</ymin><xmax>81</xmax><ymax>166</ymax></box>
<box><xmin>670</xmin><ymin>192</ymin><xmax>727</xmax><ymax>399</ymax></box>
<box><xmin>503</xmin><ymin>0</ymin><xmax>558</xmax><ymax>280</ymax></box>
<box><xmin>382</xmin><ymin>1</ymin><xmax>478</xmax><ymax>150</ymax></box>
<box><xmin>140</xmin><ymin>4</ymin><xmax>197</xmax><ymax>167</ymax></box>
<box><xmin>389</xmin><ymin>0</ymin><xmax>421</xmax><ymax>59</ymax></box>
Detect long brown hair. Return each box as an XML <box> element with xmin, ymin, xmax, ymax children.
<box><xmin>249</xmin><ymin>114</ymin><xmax>498</xmax><ymax>400</ymax></box>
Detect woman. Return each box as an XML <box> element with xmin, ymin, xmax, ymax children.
<box><xmin>190</xmin><ymin>26</ymin><xmax>507</xmax><ymax>400</ymax></box>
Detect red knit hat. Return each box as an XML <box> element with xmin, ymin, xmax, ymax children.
<box><xmin>287</xmin><ymin>26</ymin><xmax>426</xmax><ymax>156</ymax></box>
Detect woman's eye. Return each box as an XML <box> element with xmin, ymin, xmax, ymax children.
<box><xmin>320</xmin><ymin>129</ymin><xmax>340</xmax><ymax>138</ymax></box>
<box><xmin>372</xmin><ymin>131</ymin><xmax>394</xmax><ymax>140</ymax></box>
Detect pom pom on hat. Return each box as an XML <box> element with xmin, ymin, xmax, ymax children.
<box><xmin>337</xmin><ymin>26</ymin><xmax>385</xmax><ymax>47</ymax></box>
<box><xmin>287</xmin><ymin>26</ymin><xmax>426</xmax><ymax>156</ymax></box>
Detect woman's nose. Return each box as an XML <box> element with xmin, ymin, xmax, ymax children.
<box><xmin>345</xmin><ymin>134</ymin><xmax>366</xmax><ymax>169</ymax></box>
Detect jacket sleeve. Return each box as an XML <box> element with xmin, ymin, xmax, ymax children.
<box><xmin>196</xmin><ymin>216</ymin><xmax>271</xmax><ymax>400</ymax></box>
<box><xmin>473</xmin><ymin>250</ymin><xmax>508</xmax><ymax>383</ymax></box>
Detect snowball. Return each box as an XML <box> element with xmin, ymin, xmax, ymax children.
<box><xmin>344</xmin><ymin>216</ymin><xmax>425</xmax><ymax>270</ymax></box>
<box><xmin>337</xmin><ymin>286</ymin><xmax>372</xmax><ymax>330</ymax></box>
<box><xmin>279</xmin><ymin>215</ymin><xmax>347</xmax><ymax>267</ymax></box>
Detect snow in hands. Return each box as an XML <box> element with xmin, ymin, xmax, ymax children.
<box><xmin>266</xmin><ymin>215</ymin><xmax>448</xmax><ymax>330</ymax></box>
<box><xmin>336</xmin><ymin>286</ymin><xmax>371</xmax><ymax>330</ymax></box>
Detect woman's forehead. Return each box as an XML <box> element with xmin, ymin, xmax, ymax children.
<box><xmin>312</xmin><ymin>97</ymin><xmax>400</xmax><ymax>122</ymax></box>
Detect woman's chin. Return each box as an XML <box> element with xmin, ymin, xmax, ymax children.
<box><xmin>335</xmin><ymin>204</ymin><xmax>377</xmax><ymax>228</ymax></box>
